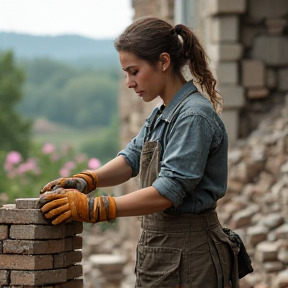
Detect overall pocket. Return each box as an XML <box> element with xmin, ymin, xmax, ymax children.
<box><xmin>136</xmin><ymin>244</ymin><xmax>181</xmax><ymax>288</ymax></box>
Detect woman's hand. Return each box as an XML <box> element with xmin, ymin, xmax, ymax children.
<box><xmin>39</xmin><ymin>188</ymin><xmax>116</xmax><ymax>225</ymax></box>
<box><xmin>40</xmin><ymin>171</ymin><xmax>98</xmax><ymax>194</ymax></box>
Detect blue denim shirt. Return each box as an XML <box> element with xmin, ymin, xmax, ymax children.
<box><xmin>118</xmin><ymin>81</ymin><xmax>228</xmax><ymax>213</ymax></box>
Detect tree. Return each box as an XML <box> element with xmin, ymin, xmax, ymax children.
<box><xmin>0</xmin><ymin>51</ymin><xmax>32</xmax><ymax>157</ymax></box>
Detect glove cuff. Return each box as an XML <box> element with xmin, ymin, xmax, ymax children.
<box><xmin>91</xmin><ymin>196</ymin><xmax>117</xmax><ymax>223</ymax></box>
<box><xmin>73</xmin><ymin>171</ymin><xmax>98</xmax><ymax>193</ymax></box>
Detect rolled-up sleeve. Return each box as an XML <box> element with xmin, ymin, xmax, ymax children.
<box><xmin>152</xmin><ymin>114</ymin><xmax>214</xmax><ymax>207</ymax></box>
<box><xmin>117</xmin><ymin>125</ymin><xmax>146</xmax><ymax>177</ymax></box>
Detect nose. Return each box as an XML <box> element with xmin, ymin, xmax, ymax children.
<box><xmin>126</xmin><ymin>76</ymin><xmax>136</xmax><ymax>88</ymax></box>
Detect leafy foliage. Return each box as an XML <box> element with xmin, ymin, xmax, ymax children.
<box><xmin>17</xmin><ymin>58</ymin><xmax>121</xmax><ymax>129</ymax></box>
<box><xmin>0</xmin><ymin>51</ymin><xmax>32</xmax><ymax>157</ymax></box>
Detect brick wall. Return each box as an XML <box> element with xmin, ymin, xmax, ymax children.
<box><xmin>0</xmin><ymin>198</ymin><xmax>83</xmax><ymax>288</ymax></box>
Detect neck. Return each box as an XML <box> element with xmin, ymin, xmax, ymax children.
<box><xmin>161</xmin><ymin>74</ymin><xmax>187</xmax><ymax>106</ymax></box>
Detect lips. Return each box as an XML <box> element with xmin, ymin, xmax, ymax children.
<box><xmin>136</xmin><ymin>91</ymin><xmax>144</xmax><ymax>97</ymax></box>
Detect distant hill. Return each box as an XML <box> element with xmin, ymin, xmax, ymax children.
<box><xmin>0</xmin><ymin>32</ymin><xmax>119</xmax><ymax>68</ymax></box>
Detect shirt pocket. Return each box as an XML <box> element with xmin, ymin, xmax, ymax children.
<box><xmin>136</xmin><ymin>244</ymin><xmax>181</xmax><ymax>287</ymax></box>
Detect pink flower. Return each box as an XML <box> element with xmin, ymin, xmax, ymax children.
<box><xmin>88</xmin><ymin>158</ymin><xmax>101</xmax><ymax>170</ymax></box>
<box><xmin>42</xmin><ymin>143</ymin><xmax>55</xmax><ymax>155</ymax></box>
<box><xmin>5</xmin><ymin>151</ymin><xmax>22</xmax><ymax>165</ymax></box>
<box><xmin>59</xmin><ymin>167</ymin><xmax>70</xmax><ymax>177</ymax></box>
<box><xmin>17</xmin><ymin>158</ymin><xmax>38</xmax><ymax>174</ymax></box>
<box><xmin>4</xmin><ymin>151</ymin><xmax>22</xmax><ymax>171</ymax></box>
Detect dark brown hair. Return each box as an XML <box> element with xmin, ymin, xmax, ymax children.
<box><xmin>114</xmin><ymin>17</ymin><xmax>222</xmax><ymax>113</ymax></box>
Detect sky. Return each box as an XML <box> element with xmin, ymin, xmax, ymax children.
<box><xmin>0</xmin><ymin>0</ymin><xmax>134</xmax><ymax>39</ymax></box>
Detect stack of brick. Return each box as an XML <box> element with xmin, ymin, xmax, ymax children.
<box><xmin>0</xmin><ymin>198</ymin><xmax>83</xmax><ymax>288</ymax></box>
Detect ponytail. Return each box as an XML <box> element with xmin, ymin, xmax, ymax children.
<box><xmin>175</xmin><ymin>24</ymin><xmax>223</xmax><ymax>114</ymax></box>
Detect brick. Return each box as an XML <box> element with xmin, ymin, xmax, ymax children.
<box><xmin>10</xmin><ymin>224</ymin><xmax>66</xmax><ymax>239</ymax></box>
<box><xmin>0</xmin><ymin>207</ymin><xmax>48</xmax><ymax>224</ymax></box>
<box><xmin>207</xmin><ymin>43</ymin><xmax>243</xmax><ymax>61</ymax></box>
<box><xmin>54</xmin><ymin>278</ymin><xmax>83</xmax><ymax>288</ymax></box>
<box><xmin>65</xmin><ymin>222</ymin><xmax>83</xmax><ymax>237</ymax></box>
<box><xmin>72</xmin><ymin>236</ymin><xmax>83</xmax><ymax>250</ymax></box>
<box><xmin>279</xmin><ymin>68</ymin><xmax>288</xmax><ymax>91</ymax></box>
<box><xmin>220</xmin><ymin>109</ymin><xmax>239</xmax><ymax>145</ymax></box>
<box><xmin>0</xmin><ymin>254</ymin><xmax>53</xmax><ymax>270</ymax></box>
<box><xmin>66</xmin><ymin>264</ymin><xmax>83</xmax><ymax>280</ymax></box>
<box><xmin>214</xmin><ymin>62</ymin><xmax>238</xmax><ymax>84</ymax></box>
<box><xmin>10</xmin><ymin>269</ymin><xmax>66</xmax><ymax>285</ymax></box>
<box><xmin>0</xmin><ymin>225</ymin><xmax>8</xmax><ymax>239</ymax></box>
<box><xmin>64</xmin><ymin>236</ymin><xmax>83</xmax><ymax>252</ymax></box>
<box><xmin>205</xmin><ymin>0</ymin><xmax>246</xmax><ymax>15</ymax></box>
<box><xmin>248</xmin><ymin>0</ymin><xmax>288</xmax><ymax>19</ymax></box>
<box><xmin>53</xmin><ymin>250</ymin><xmax>82</xmax><ymax>268</ymax></box>
<box><xmin>15</xmin><ymin>198</ymin><xmax>41</xmax><ymax>209</ymax></box>
<box><xmin>0</xmin><ymin>269</ymin><xmax>9</xmax><ymax>285</ymax></box>
<box><xmin>0</xmin><ymin>240</ymin><xmax>2</xmax><ymax>253</ymax></box>
<box><xmin>218</xmin><ymin>85</ymin><xmax>245</xmax><ymax>108</ymax></box>
<box><xmin>211</xmin><ymin>16</ymin><xmax>239</xmax><ymax>42</ymax></box>
<box><xmin>247</xmin><ymin>88</ymin><xmax>269</xmax><ymax>99</ymax></box>
<box><xmin>241</xmin><ymin>60</ymin><xmax>265</xmax><ymax>87</ymax></box>
<box><xmin>3</xmin><ymin>239</ymin><xmax>66</xmax><ymax>254</ymax></box>
<box><xmin>252</xmin><ymin>36</ymin><xmax>288</xmax><ymax>66</ymax></box>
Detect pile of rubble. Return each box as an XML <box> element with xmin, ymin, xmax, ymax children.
<box><xmin>217</xmin><ymin>95</ymin><xmax>288</xmax><ymax>287</ymax></box>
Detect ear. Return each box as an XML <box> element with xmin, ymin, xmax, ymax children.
<box><xmin>159</xmin><ymin>52</ymin><xmax>170</xmax><ymax>71</ymax></box>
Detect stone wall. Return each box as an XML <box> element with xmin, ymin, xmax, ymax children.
<box><xmin>195</xmin><ymin>0</ymin><xmax>288</xmax><ymax>143</ymax></box>
<box><xmin>217</xmin><ymin>95</ymin><xmax>288</xmax><ymax>287</ymax></box>
<box><xmin>0</xmin><ymin>198</ymin><xmax>83</xmax><ymax>288</ymax></box>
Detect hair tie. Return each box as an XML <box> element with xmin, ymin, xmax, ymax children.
<box><xmin>175</xmin><ymin>25</ymin><xmax>182</xmax><ymax>35</ymax></box>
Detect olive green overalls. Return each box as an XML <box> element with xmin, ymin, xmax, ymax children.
<box><xmin>135</xmin><ymin>95</ymin><xmax>239</xmax><ymax>288</ymax></box>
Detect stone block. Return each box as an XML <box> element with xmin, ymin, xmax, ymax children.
<box><xmin>15</xmin><ymin>198</ymin><xmax>40</xmax><ymax>209</ymax></box>
<box><xmin>0</xmin><ymin>254</ymin><xmax>53</xmax><ymax>270</ymax></box>
<box><xmin>0</xmin><ymin>269</ymin><xmax>9</xmax><ymax>285</ymax></box>
<box><xmin>211</xmin><ymin>16</ymin><xmax>239</xmax><ymax>42</ymax></box>
<box><xmin>3</xmin><ymin>239</ymin><xmax>66</xmax><ymax>254</ymax></box>
<box><xmin>266</xmin><ymin>68</ymin><xmax>277</xmax><ymax>89</ymax></box>
<box><xmin>241</xmin><ymin>60</ymin><xmax>265</xmax><ymax>87</ymax></box>
<box><xmin>230</xmin><ymin>205</ymin><xmax>259</xmax><ymax>229</ymax></box>
<box><xmin>72</xmin><ymin>235</ymin><xmax>83</xmax><ymax>250</ymax></box>
<box><xmin>0</xmin><ymin>225</ymin><xmax>8</xmax><ymax>240</ymax></box>
<box><xmin>247</xmin><ymin>225</ymin><xmax>268</xmax><ymax>246</ymax></box>
<box><xmin>248</xmin><ymin>0</ymin><xmax>288</xmax><ymax>19</ymax></box>
<box><xmin>10</xmin><ymin>269</ymin><xmax>66</xmax><ymax>285</ymax></box>
<box><xmin>206</xmin><ymin>0</ymin><xmax>246</xmax><ymax>15</ymax></box>
<box><xmin>10</xmin><ymin>224</ymin><xmax>66</xmax><ymax>240</ymax></box>
<box><xmin>279</xmin><ymin>68</ymin><xmax>288</xmax><ymax>91</ymax></box>
<box><xmin>218</xmin><ymin>85</ymin><xmax>245</xmax><ymax>108</ymax></box>
<box><xmin>0</xmin><ymin>206</ymin><xmax>48</xmax><ymax>225</ymax></box>
<box><xmin>263</xmin><ymin>261</ymin><xmax>286</xmax><ymax>273</ymax></box>
<box><xmin>54</xmin><ymin>278</ymin><xmax>83</xmax><ymax>288</ymax></box>
<box><xmin>65</xmin><ymin>222</ymin><xmax>83</xmax><ymax>237</ymax></box>
<box><xmin>54</xmin><ymin>250</ymin><xmax>83</xmax><ymax>268</ymax></box>
<box><xmin>207</xmin><ymin>43</ymin><xmax>243</xmax><ymax>61</ymax></box>
<box><xmin>67</xmin><ymin>264</ymin><xmax>83</xmax><ymax>280</ymax></box>
<box><xmin>214</xmin><ymin>62</ymin><xmax>238</xmax><ymax>84</ymax></box>
<box><xmin>220</xmin><ymin>109</ymin><xmax>239</xmax><ymax>144</ymax></box>
<box><xmin>252</xmin><ymin>36</ymin><xmax>288</xmax><ymax>66</ymax></box>
<box><xmin>256</xmin><ymin>241</ymin><xmax>282</xmax><ymax>262</ymax></box>
<box><xmin>247</xmin><ymin>88</ymin><xmax>269</xmax><ymax>99</ymax></box>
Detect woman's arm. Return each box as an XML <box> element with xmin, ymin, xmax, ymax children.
<box><xmin>95</xmin><ymin>155</ymin><xmax>133</xmax><ymax>188</ymax></box>
<box><xmin>115</xmin><ymin>186</ymin><xmax>173</xmax><ymax>217</ymax></box>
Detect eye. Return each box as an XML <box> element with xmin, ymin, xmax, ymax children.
<box><xmin>132</xmin><ymin>71</ymin><xmax>138</xmax><ymax>76</ymax></box>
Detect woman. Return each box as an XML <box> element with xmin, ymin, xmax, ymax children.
<box><xmin>40</xmin><ymin>17</ymin><xmax>239</xmax><ymax>287</ymax></box>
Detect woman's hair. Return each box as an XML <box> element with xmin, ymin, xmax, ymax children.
<box><xmin>114</xmin><ymin>17</ymin><xmax>223</xmax><ymax>113</ymax></box>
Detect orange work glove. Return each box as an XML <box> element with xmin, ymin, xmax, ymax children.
<box><xmin>40</xmin><ymin>170</ymin><xmax>98</xmax><ymax>194</ymax></box>
<box><xmin>39</xmin><ymin>188</ymin><xmax>116</xmax><ymax>225</ymax></box>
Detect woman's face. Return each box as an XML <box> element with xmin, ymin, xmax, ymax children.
<box><xmin>119</xmin><ymin>51</ymin><xmax>167</xmax><ymax>102</ymax></box>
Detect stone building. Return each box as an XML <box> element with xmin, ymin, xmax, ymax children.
<box><xmin>113</xmin><ymin>0</ymin><xmax>288</xmax><ymax>287</ymax></box>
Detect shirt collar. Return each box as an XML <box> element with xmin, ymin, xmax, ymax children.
<box><xmin>161</xmin><ymin>80</ymin><xmax>198</xmax><ymax>122</ymax></box>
